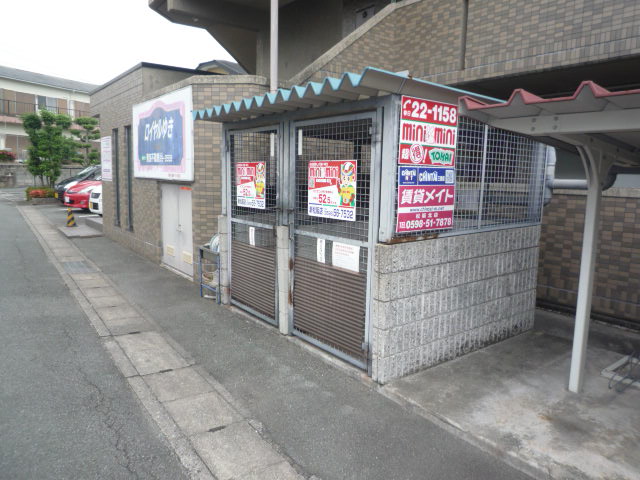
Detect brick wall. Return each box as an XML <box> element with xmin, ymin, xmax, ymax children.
<box><xmin>371</xmin><ymin>225</ymin><xmax>540</xmax><ymax>383</ymax></box>
<box><xmin>537</xmin><ymin>189</ymin><xmax>640</xmax><ymax>327</ymax></box>
<box><xmin>92</xmin><ymin>69</ymin><xmax>268</xmax><ymax>276</ymax></box>
<box><xmin>292</xmin><ymin>0</ymin><xmax>640</xmax><ymax>86</ymax></box>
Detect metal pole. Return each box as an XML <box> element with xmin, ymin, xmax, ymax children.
<box><xmin>477</xmin><ymin>124</ymin><xmax>489</xmax><ymax>228</ymax></box>
<box><xmin>568</xmin><ymin>145</ymin><xmax>602</xmax><ymax>393</ymax></box>
<box><xmin>270</xmin><ymin>0</ymin><xmax>278</xmax><ymax>93</ymax></box>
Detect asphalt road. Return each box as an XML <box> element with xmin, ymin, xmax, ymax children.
<box><xmin>0</xmin><ymin>195</ymin><xmax>188</xmax><ymax>479</ymax></box>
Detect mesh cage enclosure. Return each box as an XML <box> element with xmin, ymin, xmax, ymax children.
<box><xmin>392</xmin><ymin>116</ymin><xmax>546</xmax><ymax>239</ymax></box>
<box><xmin>229</xmin><ymin>128</ymin><xmax>279</xmax><ymax>323</ymax></box>
<box><xmin>229</xmin><ymin>129</ymin><xmax>278</xmax><ymax>227</ymax></box>
<box><xmin>293</xmin><ymin>235</ymin><xmax>368</xmax><ymax>362</ymax></box>
<box><xmin>295</xmin><ymin>118</ymin><xmax>372</xmax><ymax>242</ymax></box>
<box><xmin>292</xmin><ymin>116</ymin><xmax>374</xmax><ymax>367</ymax></box>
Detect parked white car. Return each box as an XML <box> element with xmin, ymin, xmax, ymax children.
<box><xmin>89</xmin><ymin>184</ymin><xmax>102</xmax><ymax>215</ymax></box>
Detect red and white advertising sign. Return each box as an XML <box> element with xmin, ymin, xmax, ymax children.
<box><xmin>308</xmin><ymin>160</ymin><xmax>357</xmax><ymax>221</ymax></box>
<box><xmin>236</xmin><ymin>161</ymin><xmax>266</xmax><ymax>209</ymax></box>
<box><xmin>396</xmin><ymin>185</ymin><xmax>455</xmax><ymax>233</ymax></box>
<box><xmin>398</xmin><ymin>95</ymin><xmax>458</xmax><ymax>167</ymax></box>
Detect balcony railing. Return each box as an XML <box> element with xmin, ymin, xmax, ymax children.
<box><xmin>0</xmin><ymin>100</ymin><xmax>90</xmax><ymax>119</ymax></box>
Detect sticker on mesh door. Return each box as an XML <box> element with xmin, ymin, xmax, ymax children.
<box><xmin>236</xmin><ymin>161</ymin><xmax>266</xmax><ymax>209</ymax></box>
<box><xmin>308</xmin><ymin>160</ymin><xmax>357</xmax><ymax>221</ymax></box>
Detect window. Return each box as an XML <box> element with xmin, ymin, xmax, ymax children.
<box><xmin>124</xmin><ymin>125</ymin><xmax>133</xmax><ymax>231</ymax></box>
<box><xmin>112</xmin><ymin>128</ymin><xmax>121</xmax><ymax>227</ymax></box>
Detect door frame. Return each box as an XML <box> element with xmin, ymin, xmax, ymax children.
<box><xmin>289</xmin><ymin>110</ymin><xmax>382</xmax><ymax>370</ymax></box>
<box><xmin>225</xmin><ymin>124</ymin><xmax>281</xmax><ymax>325</ymax></box>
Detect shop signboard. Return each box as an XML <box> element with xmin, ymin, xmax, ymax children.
<box><xmin>236</xmin><ymin>161</ymin><xmax>266</xmax><ymax>209</ymax></box>
<box><xmin>133</xmin><ymin>86</ymin><xmax>194</xmax><ymax>181</ymax></box>
<box><xmin>100</xmin><ymin>136</ymin><xmax>112</xmax><ymax>181</ymax></box>
<box><xmin>308</xmin><ymin>160</ymin><xmax>357</xmax><ymax>221</ymax></box>
<box><xmin>398</xmin><ymin>96</ymin><xmax>458</xmax><ymax>166</ymax></box>
<box><xmin>396</xmin><ymin>181</ymin><xmax>455</xmax><ymax>233</ymax></box>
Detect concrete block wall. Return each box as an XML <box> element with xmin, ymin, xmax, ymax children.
<box><xmin>371</xmin><ymin>225</ymin><xmax>540</xmax><ymax>383</ymax></box>
<box><xmin>538</xmin><ymin>189</ymin><xmax>640</xmax><ymax>327</ymax></box>
<box><xmin>291</xmin><ymin>0</ymin><xmax>640</xmax><ymax>87</ymax></box>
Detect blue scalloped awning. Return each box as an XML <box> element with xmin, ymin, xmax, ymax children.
<box><xmin>192</xmin><ymin>67</ymin><xmax>500</xmax><ymax>122</ymax></box>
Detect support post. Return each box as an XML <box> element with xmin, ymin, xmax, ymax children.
<box><xmin>270</xmin><ymin>0</ymin><xmax>278</xmax><ymax>93</ymax></box>
<box><xmin>276</xmin><ymin>225</ymin><xmax>292</xmax><ymax>334</ymax></box>
<box><xmin>568</xmin><ymin>146</ymin><xmax>607</xmax><ymax>393</ymax></box>
<box><xmin>218</xmin><ymin>214</ymin><xmax>231</xmax><ymax>305</ymax></box>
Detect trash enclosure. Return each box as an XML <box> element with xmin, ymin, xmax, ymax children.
<box><xmin>196</xmin><ymin>68</ymin><xmax>549</xmax><ymax>382</ymax></box>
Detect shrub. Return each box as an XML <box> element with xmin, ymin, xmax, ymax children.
<box><xmin>0</xmin><ymin>150</ymin><xmax>16</xmax><ymax>162</ymax></box>
<box><xmin>25</xmin><ymin>186</ymin><xmax>56</xmax><ymax>200</ymax></box>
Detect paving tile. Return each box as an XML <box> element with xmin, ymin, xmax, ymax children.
<box><xmin>190</xmin><ymin>423</ymin><xmax>283</xmax><ymax>480</ymax></box>
<box><xmin>116</xmin><ymin>331</ymin><xmax>189</xmax><ymax>375</ymax></box>
<box><xmin>103</xmin><ymin>315</ymin><xmax>153</xmax><ymax>336</ymax></box>
<box><xmin>89</xmin><ymin>295</ymin><xmax>127</xmax><ymax>308</ymax></box>
<box><xmin>95</xmin><ymin>305</ymin><xmax>140</xmax><ymax>321</ymax></box>
<box><xmin>83</xmin><ymin>287</ymin><xmax>118</xmax><ymax>298</ymax></box>
<box><xmin>144</xmin><ymin>367</ymin><xmax>213</xmax><ymax>402</ymax></box>
<box><xmin>164</xmin><ymin>392</ymin><xmax>241</xmax><ymax>436</ymax></box>
<box><xmin>79</xmin><ymin>278</ymin><xmax>110</xmax><ymax>289</ymax></box>
<box><xmin>238</xmin><ymin>462</ymin><xmax>303</xmax><ymax>480</ymax></box>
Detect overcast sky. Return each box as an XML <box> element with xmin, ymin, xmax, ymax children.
<box><xmin>2</xmin><ymin>0</ymin><xmax>233</xmax><ymax>86</ymax></box>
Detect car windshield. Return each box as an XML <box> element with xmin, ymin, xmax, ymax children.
<box><xmin>77</xmin><ymin>166</ymin><xmax>95</xmax><ymax>176</ymax></box>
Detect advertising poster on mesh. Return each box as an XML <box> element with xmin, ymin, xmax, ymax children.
<box><xmin>308</xmin><ymin>160</ymin><xmax>357</xmax><ymax>221</ymax></box>
<box><xmin>396</xmin><ymin>95</ymin><xmax>458</xmax><ymax>233</ymax></box>
<box><xmin>236</xmin><ymin>161</ymin><xmax>266</xmax><ymax>209</ymax></box>
<box><xmin>133</xmin><ymin>86</ymin><xmax>193</xmax><ymax>181</ymax></box>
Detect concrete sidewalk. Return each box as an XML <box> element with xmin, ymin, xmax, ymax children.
<box><xmin>30</xmin><ymin>203</ymin><xmax>532</xmax><ymax>480</ymax></box>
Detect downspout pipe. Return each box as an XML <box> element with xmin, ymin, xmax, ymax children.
<box><xmin>270</xmin><ymin>0</ymin><xmax>278</xmax><ymax>93</ymax></box>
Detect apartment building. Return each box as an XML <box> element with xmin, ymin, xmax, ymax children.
<box><xmin>0</xmin><ymin>65</ymin><xmax>95</xmax><ymax>161</ymax></box>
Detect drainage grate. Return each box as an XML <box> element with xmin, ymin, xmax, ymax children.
<box><xmin>62</xmin><ymin>260</ymin><xmax>97</xmax><ymax>274</ymax></box>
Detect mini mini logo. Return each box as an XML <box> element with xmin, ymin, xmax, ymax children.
<box><xmin>429</xmin><ymin>148</ymin><xmax>453</xmax><ymax>165</ymax></box>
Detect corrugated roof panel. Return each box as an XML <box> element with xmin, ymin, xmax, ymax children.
<box><xmin>199</xmin><ymin>67</ymin><xmax>500</xmax><ymax>122</ymax></box>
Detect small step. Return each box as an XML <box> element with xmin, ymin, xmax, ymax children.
<box><xmin>84</xmin><ymin>215</ymin><xmax>103</xmax><ymax>232</ymax></box>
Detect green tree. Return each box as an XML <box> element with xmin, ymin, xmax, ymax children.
<box><xmin>69</xmin><ymin>116</ymin><xmax>100</xmax><ymax>166</ymax></box>
<box><xmin>21</xmin><ymin>110</ymin><xmax>75</xmax><ymax>187</ymax></box>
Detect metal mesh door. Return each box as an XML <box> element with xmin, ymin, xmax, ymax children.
<box><xmin>292</xmin><ymin>117</ymin><xmax>374</xmax><ymax>368</ymax></box>
<box><xmin>229</xmin><ymin>128</ymin><xmax>278</xmax><ymax>324</ymax></box>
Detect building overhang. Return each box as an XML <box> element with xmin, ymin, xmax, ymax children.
<box><xmin>460</xmin><ymin>81</ymin><xmax>640</xmax><ymax>167</ymax></box>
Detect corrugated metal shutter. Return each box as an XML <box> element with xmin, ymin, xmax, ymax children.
<box><xmin>293</xmin><ymin>256</ymin><xmax>367</xmax><ymax>362</ymax></box>
<box><xmin>231</xmin><ymin>240</ymin><xmax>276</xmax><ymax>321</ymax></box>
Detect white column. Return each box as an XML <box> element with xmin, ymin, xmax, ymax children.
<box><xmin>568</xmin><ymin>146</ymin><xmax>606</xmax><ymax>393</ymax></box>
<box><xmin>270</xmin><ymin>0</ymin><xmax>278</xmax><ymax>93</ymax></box>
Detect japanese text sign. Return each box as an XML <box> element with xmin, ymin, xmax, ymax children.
<box><xmin>308</xmin><ymin>160</ymin><xmax>357</xmax><ymax>221</ymax></box>
<box><xmin>133</xmin><ymin>86</ymin><xmax>194</xmax><ymax>181</ymax></box>
<box><xmin>236</xmin><ymin>161</ymin><xmax>266</xmax><ymax>209</ymax></box>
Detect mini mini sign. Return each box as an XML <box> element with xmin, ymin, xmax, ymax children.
<box><xmin>236</xmin><ymin>161</ymin><xmax>266</xmax><ymax>209</ymax></box>
<box><xmin>308</xmin><ymin>160</ymin><xmax>357</xmax><ymax>221</ymax></box>
<box><xmin>398</xmin><ymin>96</ymin><xmax>458</xmax><ymax>167</ymax></box>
